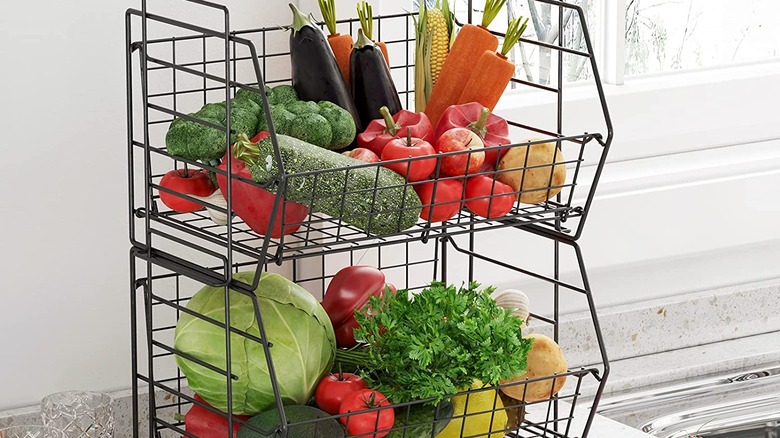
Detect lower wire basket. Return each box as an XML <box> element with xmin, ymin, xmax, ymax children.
<box><xmin>130</xmin><ymin>230</ymin><xmax>609</xmax><ymax>438</ymax></box>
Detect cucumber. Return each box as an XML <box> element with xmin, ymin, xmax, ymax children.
<box><xmin>243</xmin><ymin>134</ymin><xmax>421</xmax><ymax>234</ymax></box>
<box><xmin>238</xmin><ymin>405</ymin><xmax>344</xmax><ymax>438</ymax></box>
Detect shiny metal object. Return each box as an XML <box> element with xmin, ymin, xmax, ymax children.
<box><xmin>641</xmin><ymin>394</ymin><xmax>780</xmax><ymax>438</ymax></box>
<box><xmin>598</xmin><ymin>366</ymin><xmax>780</xmax><ymax>438</ymax></box>
<box><xmin>598</xmin><ymin>366</ymin><xmax>780</xmax><ymax>416</ymax></box>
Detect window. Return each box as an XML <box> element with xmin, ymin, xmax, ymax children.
<box><xmin>625</xmin><ymin>0</ymin><xmax>780</xmax><ymax>75</ymax></box>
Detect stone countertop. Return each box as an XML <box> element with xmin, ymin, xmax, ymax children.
<box><xmin>1</xmin><ymin>390</ymin><xmax>652</xmax><ymax>438</ymax></box>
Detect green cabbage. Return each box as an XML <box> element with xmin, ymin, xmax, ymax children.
<box><xmin>174</xmin><ymin>271</ymin><xmax>336</xmax><ymax>415</ymax></box>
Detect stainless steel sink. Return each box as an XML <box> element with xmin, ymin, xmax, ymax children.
<box><xmin>597</xmin><ymin>366</ymin><xmax>780</xmax><ymax>438</ymax></box>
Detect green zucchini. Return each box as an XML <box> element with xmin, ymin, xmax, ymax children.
<box><xmin>236</xmin><ymin>134</ymin><xmax>421</xmax><ymax>234</ymax></box>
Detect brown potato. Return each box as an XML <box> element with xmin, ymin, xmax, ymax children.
<box><xmin>500</xmin><ymin>334</ymin><xmax>567</xmax><ymax>402</ymax></box>
<box><xmin>497</xmin><ymin>141</ymin><xmax>566</xmax><ymax>204</ymax></box>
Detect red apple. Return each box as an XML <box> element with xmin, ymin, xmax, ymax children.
<box><xmin>435</xmin><ymin>128</ymin><xmax>485</xmax><ymax>176</ymax></box>
<box><xmin>381</xmin><ymin>135</ymin><xmax>437</xmax><ymax>182</ymax></box>
<box><xmin>159</xmin><ymin>169</ymin><xmax>217</xmax><ymax>213</ymax></box>
<box><xmin>343</xmin><ymin>148</ymin><xmax>380</xmax><ymax>163</ymax></box>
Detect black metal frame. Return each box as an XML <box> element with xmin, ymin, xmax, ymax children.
<box><xmin>126</xmin><ymin>0</ymin><xmax>612</xmax><ymax>437</ymax></box>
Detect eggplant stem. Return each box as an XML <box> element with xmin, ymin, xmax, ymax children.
<box><xmin>289</xmin><ymin>3</ymin><xmax>312</xmax><ymax>34</ymax></box>
<box><xmin>353</xmin><ymin>28</ymin><xmax>374</xmax><ymax>50</ymax></box>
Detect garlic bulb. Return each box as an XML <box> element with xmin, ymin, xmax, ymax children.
<box><xmin>491</xmin><ymin>289</ymin><xmax>531</xmax><ymax>327</ymax></box>
<box><xmin>191</xmin><ymin>191</ymin><xmax>229</xmax><ymax>225</ymax></box>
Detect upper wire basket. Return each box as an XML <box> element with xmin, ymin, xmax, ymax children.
<box><xmin>126</xmin><ymin>0</ymin><xmax>613</xmax><ymax>288</ymax></box>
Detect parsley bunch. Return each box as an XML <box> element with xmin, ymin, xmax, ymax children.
<box><xmin>341</xmin><ymin>282</ymin><xmax>532</xmax><ymax>404</ymax></box>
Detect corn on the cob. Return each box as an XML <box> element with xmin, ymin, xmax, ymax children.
<box><xmin>426</xmin><ymin>6</ymin><xmax>450</xmax><ymax>85</ymax></box>
<box><xmin>413</xmin><ymin>3</ymin><xmax>432</xmax><ymax>112</ymax></box>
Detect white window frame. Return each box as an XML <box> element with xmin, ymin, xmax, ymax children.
<box><xmin>335</xmin><ymin>0</ymin><xmax>780</xmax><ymax>301</ymax></box>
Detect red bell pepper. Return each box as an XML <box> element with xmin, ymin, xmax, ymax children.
<box><xmin>321</xmin><ymin>266</ymin><xmax>392</xmax><ymax>348</ymax></box>
<box><xmin>183</xmin><ymin>394</ymin><xmax>249</xmax><ymax>438</ymax></box>
<box><xmin>217</xmin><ymin>132</ymin><xmax>310</xmax><ymax>238</ymax></box>
<box><xmin>356</xmin><ymin>106</ymin><xmax>434</xmax><ymax>157</ymax></box>
<box><xmin>434</xmin><ymin>103</ymin><xmax>511</xmax><ymax>171</ymax></box>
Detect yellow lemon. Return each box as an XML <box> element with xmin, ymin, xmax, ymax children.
<box><xmin>437</xmin><ymin>381</ymin><xmax>507</xmax><ymax>438</ymax></box>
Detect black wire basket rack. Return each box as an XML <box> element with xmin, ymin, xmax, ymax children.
<box><xmin>126</xmin><ymin>0</ymin><xmax>613</xmax><ymax>436</ymax></box>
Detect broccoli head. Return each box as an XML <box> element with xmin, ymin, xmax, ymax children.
<box><xmin>196</xmin><ymin>102</ymin><xmax>227</xmax><ymax>121</ymax></box>
<box><xmin>235</xmin><ymin>85</ymin><xmax>271</xmax><ymax>107</ymax></box>
<box><xmin>269</xmin><ymin>84</ymin><xmax>298</xmax><ymax>105</ymax></box>
<box><xmin>165</xmin><ymin>114</ymin><xmax>228</xmax><ymax>161</ymax></box>
<box><xmin>227</xmin><ymin>106</ymin><xmax>259</xmax><ymax>143</ymax></box>
<box><xmin>317</xmin><ymin>101</ymin><xmax>356</xmax><ymax>149</ymax></box>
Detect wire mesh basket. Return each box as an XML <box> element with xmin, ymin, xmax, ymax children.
<box><xmin>126</xmin><ymin>0</ymin><xmax>612</xmax><ymax>436</ymax></box>
<box><xmin>131</xmin><ymin>233</ymin><xmax>608</xmax><ymax>438</ymax></box>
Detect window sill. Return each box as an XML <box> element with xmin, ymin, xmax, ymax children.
<box><xmin>495</xmin><ymin>59</ymin><xmax>780</xmax><ymax>163</ymax></box>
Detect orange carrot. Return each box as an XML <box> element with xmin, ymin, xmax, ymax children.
<box><xmin>423</xmin><ymin>23</ymin><xmax>498</xmax><ymax>127</ymax></box>
<box><xmin>457</xmin><ymin>17</ymin><xmax>528</xmax><ymax>111</ymax></box>
<box><xmin>319</xmin><ymin>0</ymin><xmax>353</xmax><ymax>85</ymax></box>
<box><xmin>457</xmin><ymin>50</ymin><xmax>514</xmax><ymax>110</ymax></box>
<box><xmin>375</xmin><ymin>41</ymin><xmax>389</xmax><ymax>66</ymax></box>
<box><xmin>423</xmin><ymin>0</ymin><xmax>507</xmax><ymax>126</ymax></box>
<box><xmin>357</xmin><ymin>2</ymin><xmax>389</xmax><ymax>66</ymax></box>
<box><xmin>329</xmin><ymin>33</ymin><xmax>354</xmax><ymax>86</ymax></box>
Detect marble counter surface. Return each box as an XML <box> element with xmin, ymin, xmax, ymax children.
<box><xmin>1</xmin><ymin>389</ymin><xmax>654</xmax><ymax>438</ymax></box>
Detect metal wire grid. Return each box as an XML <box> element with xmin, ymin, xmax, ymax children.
<box><xmin>126</xmin><ymin>0</ymin><xmax>613</xmax><ymax>282</ymax></box>
<box><xmin>131</xmin><ymin>232</ymin><xmax>607</xmax><ymax>438</ymax></box>
<box><xmin>126</xmin><ymin>1</ymin><xmax>611</xmax><ymax>437</ymax></box>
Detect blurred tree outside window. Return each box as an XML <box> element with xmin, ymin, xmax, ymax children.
<box><xmin>422</xmin><ymin>0</ymin><xmax>779</xmax><ymax>84</ymax></box>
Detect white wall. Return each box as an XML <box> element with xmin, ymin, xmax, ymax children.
<box><xmin>0</xmin><ymin>0</ymin><xmax>405</xmax><ymax>413</ymax></box>
<box><xmin>2</xmin><ymin>0</ymin><xmax>779</xmax><ymax>412</ymax></box>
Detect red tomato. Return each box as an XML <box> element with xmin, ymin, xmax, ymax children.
<box><xmin>414</xmin><ymin>179</ymin><xmax>464</xmax><ymax>223</ymax></box>
<box><xmin>159</xmin><ymin>169</ymin><xmax>217</xmax><ymax>213</ymax></box>
<box><xmin>343</xmin><ymin>148</ymin><xmax>380</xmax><ymax>163</ymax></box>
<box><xmin>465</xmin><ymin>176</ymin><xmax>516</xmax><ymax>219</ymax></box>
<box><xmin>339</xmin><ymin>389</ymin><xmax>394</xmax><ymax>438</ymax></box>
<box><xmin>380</xmin><ymin>136</ymin><xmax>437</xmax><ymax>182</ymax></box>
<box><xmin>314</xmin><ymin>373</ymin><xmax>368</xmax><ymax>415</ymax></box>
<box><xmin>435</xmin><ymin>127</ymin><xmax>485</xmax><ymax>177</ymax></box>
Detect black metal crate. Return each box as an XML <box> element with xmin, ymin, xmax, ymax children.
<box><xmin>126</xmin><ymin>0</ymin><xmax>611</xmax><ymax>437</ymax></box>
<box><xmin>126</xmin><ymin>0</ymin><xmax>612</xmax><ymax>280</ymax></box>
<box><xmin>131</xmin><ymin>231</ymin><xmax>608</xmax><ymax>438</ymax></box>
